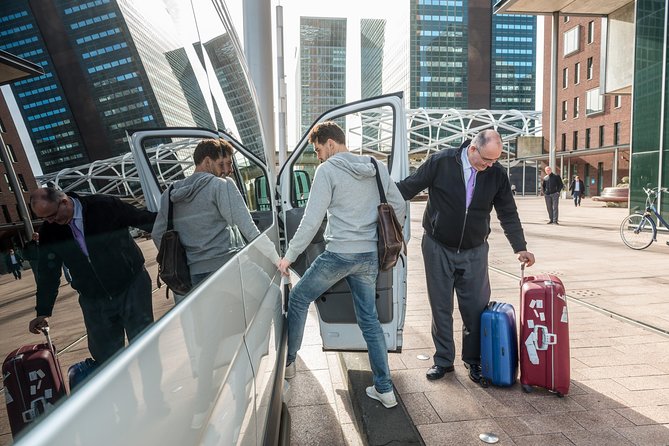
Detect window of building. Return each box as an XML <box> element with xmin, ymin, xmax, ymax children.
<box><xmin>599</xmin><ymin>125</ymin><xmax>605</xmax><ymax>147</ymax></box>
<box><xmin>0</xmin><ymin>117</ymin><xmax>5</xmax><ymax>133</ymax></box>
<box><xmin>561</xmin><ymin>133</ymin><xmax>566</xmax><ymax>151</ymax></box>
<box><xmin>6</xmin><ymin>144</ymin><xmax>18</xmax><ymax>163</ymax></box>
<box><xmin>615</xmin><ymin>95</ymin><xmax>622</xmax><ymax>108</ymax></box>
<box><xmin>614</xmin><ymin>122</ymin><xmax>621</xmax><ymax>145</ymax></box>
<box><xmin>563</xmin><ymin>15</ymin><xmax>569</xmax><ymax>23</ymax></box>
<box><xmin>563</xmin><ymin>26</ymin><xmax>580</xmax><ymax>56</ymax></box>
<box><xmin>3</xmin><ymin>173</ymin><xmax>12</xmax><ymax>192</ymax></box>
<box><xmin>1</xmin><ymin>205</ymin><xmax>10</xmax><ymax>224</ymax></box>
<box><xmin>573</xmin><ymin>131</ymin><xmax>578</xmax><ymax>150</ymax></box>
<box><xmin>562</xmin><ymin>100</ymin><xmax>568</xmax><ymax>120</ymax></box>
<box><xmin>562</xmin><ymin>67</ymin><xmax>568</xmax><ymax>89</ymax></box>
<box><xmin>573</xmin><ymin>96</ymin><xmax>580</xmax><ymax>118</ymax></box>
<box><xmin>574</xmin><ymin>62</ymin><xmax>580</xmax><ymax>84</ymax></box>
<box><xmin>17</xmin><ymin>174</ymin><xmax>28</xmax><ymax>192</ymax></box>
<box><xmin>586</xmin><ymin>88</ymin><xmax>604</xmax><ymax>115</ymax></box>
<box><xmin>587</xmin><ymin>21</ymin><xmax>595</xmax><ymax>44</ymax></box>
<box><xmin>585</xmin><ymin>128</ymin><xmax>591</xmax><ymax>148</ymax></box>
<box><xmin>587</xmin><ymin>57</ymin><xmax>593</xmax><ymax>80</ymax></box>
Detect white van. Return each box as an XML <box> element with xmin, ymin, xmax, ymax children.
<box><xmin>13</xmin><ymin>3</ymin><xmax>410</xmax><ymax>446</ymax></box>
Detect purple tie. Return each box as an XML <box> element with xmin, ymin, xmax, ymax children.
<box><xmin>69</xmin><ymin>221</ymin><xmax>89</xmax><ymax>257</ymax></box>
<box><xmin>466</xmin><ymin>167</ymin><xmax>477</xmax><ymax>208</ymax></box>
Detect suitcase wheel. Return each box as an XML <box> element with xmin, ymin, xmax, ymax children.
<box><xmin>480</xmin><ymin>378</ymin><xmax>490</xmax><ymax>388</ymax></box>
<box><xmin>522</xmin><ymin>384</ymin><xmax>534</xmax><ymax>393</ymax></box>
<box><xmin>549</xmin><ymin>390</ymin><xmax>565</xmax><ymax>398</ymax></box>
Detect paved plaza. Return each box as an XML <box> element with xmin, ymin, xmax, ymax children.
<box><xmin>1</xmin><ymin>196</ymin><xmax>669</xmax><ymax>445</ymax></box>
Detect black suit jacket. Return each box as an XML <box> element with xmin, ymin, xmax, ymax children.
<box><xmin>36</xmin><ymin>193</ymin><xmax>156</xmax><ymax>316</ymax></box>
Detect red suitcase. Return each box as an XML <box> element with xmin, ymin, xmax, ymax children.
<box><xmin>2</xmin><ymin>328</ymin><xmax>67</xmax><ymax>437</ymax></box>
<box><xmin>519</xmin><ymin>267</ymin><xmax>570</xmax><ymax>396</ymax></box>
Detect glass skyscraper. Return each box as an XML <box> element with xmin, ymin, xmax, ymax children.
<box><xmin>299</xmin><ymin>17</ymin><xmax>347</xmax><ymax>134</ymax></box>
<box><xmin>491</xmin><ymin>10</ymin><xmax>536</xmax><ymax>110</ymax></box>
<box><xmin>0</xmin><ymin>0</ymin><xmax>218</xmax><ymax>173</ymax></box>
<box><xmin>410</xmin><ymin>0</ymin><xmax>536</xmax><ymax>110</ymax></box>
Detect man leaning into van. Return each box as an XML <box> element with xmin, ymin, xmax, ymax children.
<box><xmin>278</xmin><ymin>121</ymin><xmax>406</xmax><ymax>409</ymax></box>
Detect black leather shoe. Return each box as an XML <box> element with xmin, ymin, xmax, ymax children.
<box><xmin>426</xmin><ymin>364</ymin><xmax>455</xmax><ymax>380</ymax></box>
<box><xmin>465</xmin><ymin>363</ymin><xmax>482</xmax><ymax>384</ymax></box>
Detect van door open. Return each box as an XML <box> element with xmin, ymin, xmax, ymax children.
<box><xmin>277</xmin><ymin>92</ymin><xmax>410</xmax><ymax>352</ymax></box>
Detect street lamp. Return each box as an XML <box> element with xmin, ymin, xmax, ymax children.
<box><xmin>0</xmin><ymin>50</ymin><xmax>44</xmax><ymax>240</ymax></box>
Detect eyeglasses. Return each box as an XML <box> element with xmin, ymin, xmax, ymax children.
<box><xmin>43</xmin><ymin>201</ymin><xmax>62</xmax><ymax>221</ymax></box>
<box><xmin>475</xmin><ymin>146</ymin><xmax>500</xmax><ymax>163</ymax></box>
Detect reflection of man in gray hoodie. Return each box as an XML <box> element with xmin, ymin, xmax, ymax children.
<box><xmin>278</xmin><ymin>121</ymin><xmax>406</xmax><ymax>409</ymax></box>
<box><xmin>152</xmin><ymin>139</ymin><xmax>279</xmax><ymax>289</ymax></box>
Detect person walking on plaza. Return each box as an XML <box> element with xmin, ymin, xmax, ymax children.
<box><xmin>28</xmin><ymin>188</ymin><xmax>160</xmax><ymax>367</ymax></box>
<box><xmin>569</xmin><ymin>175</ymin><xmax>585</xmax><ymax>207</ymax></box>
<box><xmin>278</xmin><ymin>121</ymin><xmax>406</xmax><ymax>409</ymax></box>
<box><xmin>5</xmin><ymin>248</ymin><xmax>24</xmax><ymax>280</ymax></box>
<box><xmin>542</xmin><ymin>166</ymin><xmax>564</xmax><ymax>224</ymax></box>
<box><xmin>396</xmin><ymin>129</ymin><xmax>535</xmax><ymax>384</ymax></box>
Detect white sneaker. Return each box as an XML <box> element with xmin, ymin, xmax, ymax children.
<box><xmin>365</xmin><ymin>386</ymin><xmax>397</xmax><ymax>408</ymax></box>
<box><xmin>285</xmin><ymin>362</ymin><xmax>296</xmax><ymax>379</ymax></box>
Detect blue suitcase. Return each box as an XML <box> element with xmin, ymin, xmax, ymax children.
<box><xmin>67</xmin><ymin>358</ymin><xmax>98</xmax><ymax>392</ymax></box>
<box><xmin>480</xmin><ymin>301</ymin><xmax>518</xmax><ymax>387</ymax></box>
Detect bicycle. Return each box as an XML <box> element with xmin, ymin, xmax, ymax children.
<box><xmin>620</xmin><ymin>186</ymin><xmax>669</xmax><ymax>249</ymax></box>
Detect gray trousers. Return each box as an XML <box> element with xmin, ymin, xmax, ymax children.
<box><xmin>544</xmin><ymin>192</ymin><xmax>560</xmax><ymax>223</ymax></box>
<box><xmin>422</xmin><ymin>235</ymin><xmax>491</xmax><ymax>366</ymax></box>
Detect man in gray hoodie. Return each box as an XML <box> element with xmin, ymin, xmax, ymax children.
<box><xmin>278</xmin><ymin>121</ymin><xmax>406</xmax><ymax>409</ymax></box>
<box><xmin>152</xmin><ymin>139</ymin><xmax>279</xmax><ymax>289</ymax></box>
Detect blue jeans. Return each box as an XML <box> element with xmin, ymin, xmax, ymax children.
<box><xmin>287</xmin><ymin>250</ymin><xmax>392</xmax><ymax>393</ymax></box>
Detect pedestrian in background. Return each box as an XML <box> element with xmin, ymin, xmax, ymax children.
<box><xmin>5</xmin><ymin>248</ymin><xmax>24</xmax><ymax>280</ymax></box>
<box><xmin>569</xmin><ymin>175</ymin><xmax>585</xmax><ymax>207</ymax></box>
<box><xmin>396</xmin><ymin>129</ymin><xmax>535</xmax><ymax>384</ymax></box>
<box><xmin>542</xmin><ymin>166</ymin><xmax>563</xmax><ymax>224</ymax></box>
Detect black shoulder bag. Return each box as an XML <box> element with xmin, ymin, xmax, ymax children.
<box><xmin>156</xmin><ymin>185</ymin><xmax>192</xmax><ymax>296</ymax></box>
<box><xmin>370</xmin><ymin>158</ymin><xmax>405</xmax><ymax>271</ymax></box>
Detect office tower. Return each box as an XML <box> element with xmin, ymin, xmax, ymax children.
<box><xmin>203</xmin><ymin>34</ymin><xmax>265</xmax><ymax>160</ymax></box>
<box><xmin>491</xmin><ymin>10</ymin><xmax>536</xmax><ymax>109</ymax></box>
<box><xmin>361</xmin><ymin>19</ymin><xmax>385</xmax><ymax>99</ymax></box>
<box><xmin>0</xmin><ymin>0</ymin><xmax>208</xmax><ymax>174</ymax></box>
<box><xmin>410</xmin><ymin>0</ymin><xmax>536</xmax><ymax>110</ymax></box>
<box><xmin>299</xmin><ymin>17</ymin><xmax>347</xmax><ymax>134</ymax></box>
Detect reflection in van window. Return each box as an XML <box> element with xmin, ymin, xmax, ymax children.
<box><xmin>152</xmin><ymin>139</ymin><xmax>271</xmax><ymax>291</ymax></box>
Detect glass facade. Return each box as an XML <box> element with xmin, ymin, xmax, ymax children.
<box><xmin>410</xmin><ymin>0</ymin><xmax>535</xmax><ymax>110</ymax></box>
<box><xmin>0</xmin><ymin>0</ymin><xmax>266</xmax><ymax>173</ymax></box>
<box><xmin>300</xmin><ymin>17</ymin><xmax>347</xmax><ymax>134</ymax></box>
<box><xmin>631</xmin><ymin>0</ymin><xmax>667</xmax><ymax>217</ymax></box>
<box><xmin>491</xmin><ymin>11</ymin><xmax>536</xmax><ymax>110</ymax></box>
<box><xmin>410</xmin><ymin>0</ymin><xmax>468</xmax><ymax>109</ymax></box>
<box><xmin>361</xmin><ymin>19</ymin><xmax>385</xmax><ymax>99</ymax></box>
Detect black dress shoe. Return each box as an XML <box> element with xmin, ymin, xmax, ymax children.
<box><xmin>426</xmin><ymin>364</ymin><xmax>455</xmax><ymax>380</ymax></box>
<box><xmin>465</xmin><ymin>363</ymin><xmax>482</xmax><ymax>384</ymax></box>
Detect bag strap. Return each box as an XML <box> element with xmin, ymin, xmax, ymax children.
<box><xmin>166</xmin><ymin>185</ymin><xmax>174</xmax><ymax>231</ymax></box>
<box><xmin>370</xmin><ymin>157</ymin><xmax>388</xmax><ymax>204</ymax></box>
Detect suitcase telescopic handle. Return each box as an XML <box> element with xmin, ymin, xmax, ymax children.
<box><xmin>41</xmin><ymin>326</ymin><xmax>55</xmax><ymax>355</ymax></box>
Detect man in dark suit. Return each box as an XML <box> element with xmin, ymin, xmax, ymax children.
<box><xmin>569</xmin><ymin>175</ymin><xmax>586</xmax><ymax>207</ymax></box>
<box><xmin>397</xmin><ymin>129</ymin><xmax>535</xmax><ymax>384</ymax></box>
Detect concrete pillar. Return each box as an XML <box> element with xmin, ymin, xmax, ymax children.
<box><xmin>549</xmin><ymin>12</ymin><xmax>559</xmax><ymax>171</ymax></box>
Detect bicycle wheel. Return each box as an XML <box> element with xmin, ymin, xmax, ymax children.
<box><xmin>620</xmin><ymin>214</ymin><xmax>655</xmax><ymax>250</ymax></box>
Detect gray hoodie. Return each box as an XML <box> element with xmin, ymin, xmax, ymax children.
<box><xmin>284</xmin><ymin>152</ymin><xmax>406</xmax><ymax>263</ymax></box>
<box><xmin>152</xmin><ymin>172</ymin><xmax>277</xmax><ymax>275</ymax></box>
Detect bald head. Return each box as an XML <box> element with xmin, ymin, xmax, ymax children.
<box><xmin>30</xmin><ymin>187</ymin><xmax>72</xmax><ymax>225</ymax></box>
<box><xmin>468</xmin><ymin>129</ymin><xmax>503</xmax><ymax>171</ymax></box>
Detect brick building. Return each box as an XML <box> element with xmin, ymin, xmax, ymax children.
<box><xmin>0</xmin><ymin>92</ymin><xmax>39</xmax><ymax>251</ymax></box>
<box><xmin>542</xmin><ymin>15</ymin><xmax>631</xmax><ymax>197</ymax></box>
